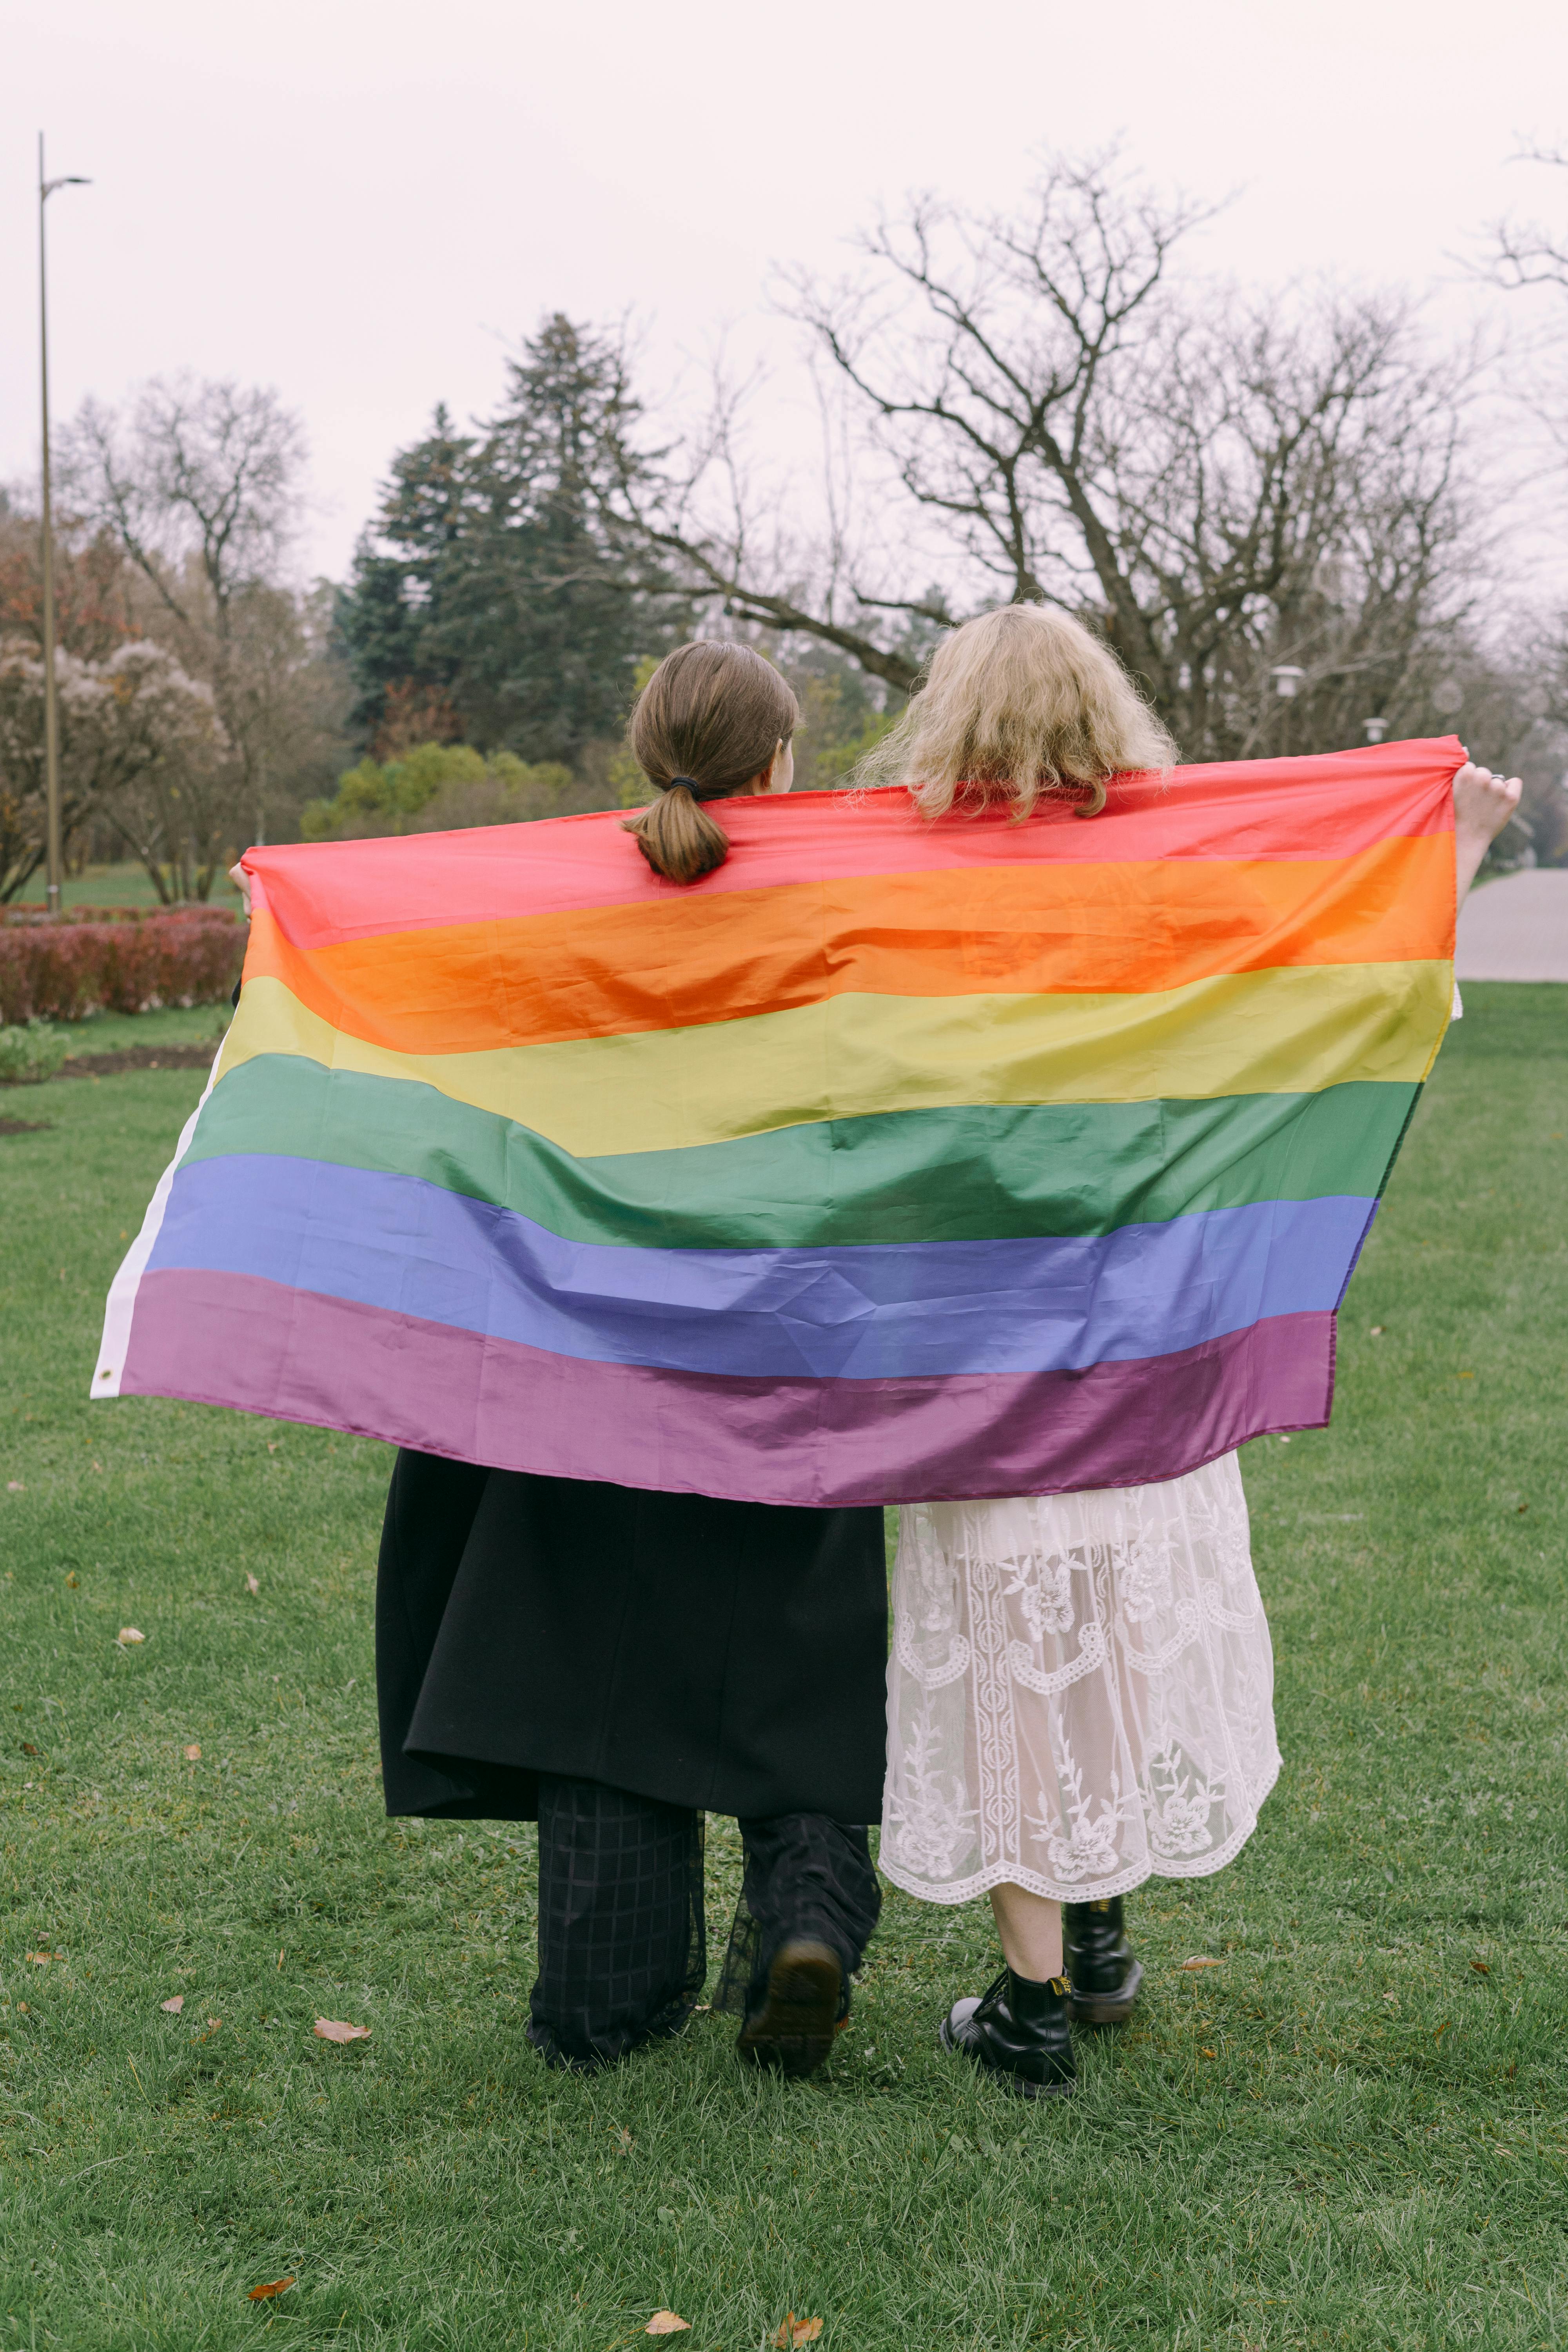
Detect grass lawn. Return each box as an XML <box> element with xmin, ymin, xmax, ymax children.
<box><xmin>9</xmin><ymin>863</ymin><xmax>245</xmax><ymax>914</ymax></box>
<box><xmin>0</xmin><ymin>985</ymin><xmax>1563</xmax><ymax>2350</ymax></box>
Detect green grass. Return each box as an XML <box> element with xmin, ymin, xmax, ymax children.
<box><xmin>9</xmin><ymin>863</ymin><xmax>245</xmax><ymax>913</ymax></box>
<box><xmin>0</xmin><ymin>985</ymin><xmax>1563</xmax><ymax>2349</ymax></box>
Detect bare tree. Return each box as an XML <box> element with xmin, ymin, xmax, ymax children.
<box><xmin>609</xmin><ymin>155</ymin><xmax>1488</xmax><ymax>757</ymax></box>
<box><xmin>60</xmin><ymin>377</ymin><xmax>310</xmax><ymax>844</ymax></box>
<box><xmin>1482</xmin><ymin>144</ymin><xmax>1568</xmax><ymax>296</ymax></box>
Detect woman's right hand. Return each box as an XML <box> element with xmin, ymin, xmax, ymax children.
<box><xmin>229</xmin><ymin>862</ymin><xmax>253</xmax><ymax>920</ymax></box>
<box><xmin>1452</xmin><ymin>761</ymin><xmax>1523</xmax><ymax>905</ymax></box>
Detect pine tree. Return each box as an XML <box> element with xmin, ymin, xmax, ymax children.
<box><xmin>335</xmin><ymin>327</ymin><xmax>681</xmax><ymax>764</ymax></box>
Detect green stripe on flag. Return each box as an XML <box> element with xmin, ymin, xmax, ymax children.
<box><xmin>183</xmin><ymin>1055</ymin><xmax>1416</xmax><ymax>1250</ymax></box>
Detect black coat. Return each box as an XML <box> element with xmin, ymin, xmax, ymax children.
<box><xmin>376</xmin><ymin>1450</ymin><xmax>889</xmax><ymax>1825</ymax></box>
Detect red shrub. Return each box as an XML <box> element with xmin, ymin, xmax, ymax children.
<box><xmin>0</xmin><ymin>908</ymin><xmax>245</xmax><ymax>1023</ymax></box>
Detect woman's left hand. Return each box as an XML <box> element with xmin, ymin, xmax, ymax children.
<box><xmin>1452</xmin><ymin>761</ymin><xmax>1523</xmax><ymax>904</ymax></box>
<box><xmin>229</xmin><ymin>861</ymin><xmax>253</xmax><ymax>920</ymax></box>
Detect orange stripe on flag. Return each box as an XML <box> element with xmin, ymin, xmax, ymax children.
<box><xmin>241</xmin><ymin>834</ymin><xmax>1454</xmax><ymax>1056</ymax></box>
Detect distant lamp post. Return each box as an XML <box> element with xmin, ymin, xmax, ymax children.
<box><xmin>1270</xmin><ymin>664</ymin><xmax>1306</xmax><ymax>757</ymax></box>
<box><xmin>37</xmin><ymin>133</ymin><xmax>91</xmax><ymax>918</ymax></box>
<box><xmin>1364</xmin><ymin>716</ymin><xmax>1389</xmax><ymax>744</ymax></box>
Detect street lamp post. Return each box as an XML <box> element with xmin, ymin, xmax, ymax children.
<box><xmin>37</xmin><ymin>133</ymin><xmax>91</xmax><ymax>919</ymax></box>
<box><xmin>1269</xmin><ymin>664</ymin><xmax>1305</xmax><ymax>759</ymax></box>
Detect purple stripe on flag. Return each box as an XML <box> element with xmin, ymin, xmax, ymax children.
<box><xmin>118</xmin><ymin>1269</ymin><xmax>1334</xmax><ymax>1506</ymax></box>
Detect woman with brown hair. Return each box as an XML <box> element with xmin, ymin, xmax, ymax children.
<box><xmin>375</xmin><ymin>641</ymin><xmax>887</xmax><ymax>2080</ymax></box>
<box><xmin>868</xmin><ymin>604</ymin><xmax>1521</xmax><ymax>2098</ymax></box>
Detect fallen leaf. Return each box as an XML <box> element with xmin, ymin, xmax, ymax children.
<box><xmin>161</xmin><ymin>1994</ymin><xmax>184</xmax><ymax>2014</ymax></box>
<box><xmin>247</xmin><ymin>2276</ymin><xmax>296</xmax><ymax>2302</ymax></box>
<box><xmin>206</xmin><ymin>2016</ymin><xmax>221</xmax><ymax>2030</ymax></box>
<box><xmin>1201</xmin><ymin>2046</ymin><xmax>1217</xmax><ymax>2059</ymax></box>
<box><xmin>117</xmin><ymin>1627</ymin><xmax>145</xmax><ymax>1646</ymax></box>
<box><xmin>267</xmin><ymin>1441</ymin><xmax>279</xmax><ymax>1453</ymax></box>
<box><xmin>25</xmin><ymin>1952</ymin><xmax>51</xmax><ymax>1966</ymax></box>
<box><xmin>773</xmin><ymin>2318</ymin><xmax>824</xmax><ymax>2348</ymax></box>
<box><xmin>20</xmin><ymin>1742</ymin><xmax>37</xmax><ymax>1756</ymax></box>
<box><xmin>1434</xmin><ymin>2020</ymin><xmax>1450</xmax><ymax>2041</ymax></box>
<box><xmin>1471</xmin><ymin>1960</ymin><xmax>1490</xmax><ymax>1975</ymax></box>
<box><xmin>64</xmin><ymin>1572</ymin><xmax>78</xmax><ymax>1588</ymax></box>
<box><xmin>1180</xmin><ymin>1955</ymin><xmax>1224</xmax><ymax>1970</ymax></box>
<box><xmin>646</xmin><ymin>2316</ymin><xmax>690</xmax><ymax>2337</ymax></box>
<box><xmin>615</xmin><ymin>2125</ymin><xmax>634</xmax><ymax>2149</ymax></box>
<box><xmin>184</xmin><ymin>1744</ymin><xmax>201</xmax><ymax>1761</ymax></box>
<box><xmin>1369</xmin><ymin>1325</ymin><xmax>1385</xmax><ymax>1336</ymax></box>
<box><xmin>313</xmin><ymin>2018</ymin><xmax>370</xmax><ymax>2043</ymax></box>
<box><xmin>1278</xmin><ymin>1434</ymin><xmax>1291</xmax><ymax>1444</ymax></box>
<box><xmin>6</xmin><ymin>1482</ymin><xmax>22</xmax><ymax>1493</ymax></box>
<box><xmin>245</xmin><ymin>1573</ymin><xmax>260</xmax><ymax>1593</ymax></box>
<box><xmin>1517</xmin><ymin>1504</ymin><xmax>1529</xmax><ymax>1515</ymax></box>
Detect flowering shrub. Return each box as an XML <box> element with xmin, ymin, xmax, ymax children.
<box><xmin>0</xmin><ymin>907</ymin><xmax>245</xmax><ymax>1024</ymax></box>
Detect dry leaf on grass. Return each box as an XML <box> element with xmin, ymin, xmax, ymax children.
<box><xmin>773</xmin><ymin>2318</ymin><xmax>824</xmax><ymax>2348</ymax></box>
<box><xmin>245</xmin><ymin>1574</ymin><xmax>260</xmax><ymax>1594</ymax></box>
<box><xmin>247</xmin><ymin>2276</ymin><xmax>295</xmax><ymax>2301</ymax></box>
<box><xmin>160</xmin><ymin>1995</ymin><xmax>184</xmax><ymax>2014</ymax></box>
<box><xmin>313</xmin><ymin>2018</ymin><xmax>370</xmax><ymax>2043</ymax></box>
<box><xmin>64</xmin><ymin>1572</ymin><xmax>78</xmax><ymax>1587</ymax></box>
<box><xmin>6</xmin><ymin>1483</ymin><xmax>22</xmax><ymax>1494</ymax></box>
<box><xmin>20</xmin><ymin>1742</ymin><xmax>37</xmax><ymax>1756</ymax></box>
<box><xmin>1471</xmin><ymin>1960</ymin><xmax>1490</xmax><ymax>1975</ymax></box>
<box><xmin>117</xmin><ymin>1627</ymin><xmax>145</xmax><ymax>1646</ymax></box>
<box><xmin>183</xmin><ymin>1744</ymin><xmax>201</xmax><ymax>1761</ymax></box>
<box><xmin>1180</xmin><ymin>1956</ymin><xmax>1224</xmax><ymax>1970</ymax></box>
<box><xmin>645</xmin><ymin>2316</ymin><xmax>690</xmax><ymax>2337</ymax></box>
<box><xmin>25</xmin><ymin>1952</ymin><xmax>52</xmax><ymax>1967</ymax></box>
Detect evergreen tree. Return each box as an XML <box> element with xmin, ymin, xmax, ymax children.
<box><xmin>335</xmin><ymin>326</ymin><xmax>680</xmax><ymax>764</ymax></box>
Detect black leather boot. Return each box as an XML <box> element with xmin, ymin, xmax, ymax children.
<box><xmin>737</xmin><ymin>1938</ymin><xmax>842</xmax><ymax>2078</ymax></box>
<box><xmin>940</xmin><ymin>1965</ymin><xmax>1076</xmax><ymax>2097</ymax></box>
<box><xmin>1062</xmin><ymin>1896</ymin><xmax>1143</xmax><ymax>2024</ymax></box>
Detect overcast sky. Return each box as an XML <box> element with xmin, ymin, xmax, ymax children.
<box><xmin>4</xmin><ymin>0</ymin><xmax>1564</xmax><ymax>582</ymax></box>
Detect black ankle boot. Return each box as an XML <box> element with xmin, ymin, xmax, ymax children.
<box><xmin>940</xmin><ymin>1965</ymin><xmax>1076</xmax><ymax>2098</ymax></box>
<box><xmin>1062</xmin><ymin>1896</ymin><xmax>1143</xmax><ymax>2024</ymax></box>
<box><xmin>736</xmin><ymin>1938</ymin><xmax>842</xmax><ymax>2078</ymax></box>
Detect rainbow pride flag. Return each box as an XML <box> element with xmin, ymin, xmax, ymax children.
<box><xmin>94</xmin><ymin>738</ymin><xmax>1459</xmax><ymax>1504</ymax></box>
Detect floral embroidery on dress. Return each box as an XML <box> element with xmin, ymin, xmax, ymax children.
<box><xmin>1002</xmin><ymin>1549</ymin><xmax>1076</xmax><ymax>1639</ymax></box>
<box><xmin>881</xmin><ymin>1454</ymin><xmax>1279</xmax><ymax>1906</ymax></box>
<box><xmin>884</xmin><ymin>1696</ymin><xmax>976</xmax><ymax>1882</ymax></box>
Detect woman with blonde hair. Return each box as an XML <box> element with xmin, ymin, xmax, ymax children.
<box><xmin>868</xmin><ymin>603</ymin><xmax>1521</xmax><ymax>2097</ymax></box>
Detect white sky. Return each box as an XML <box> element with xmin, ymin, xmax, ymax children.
<box><xmin>4</xmin><ymin>0</ymin><xmax>1565</xmax><ymax>583</ymax></box>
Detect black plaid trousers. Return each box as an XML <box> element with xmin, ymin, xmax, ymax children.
<box><xmin>526</xmin><ymin>1774</ymin><xmax>880</xmax><ymax>2071</ymax></box>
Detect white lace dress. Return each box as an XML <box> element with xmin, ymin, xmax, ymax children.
<box><xmin>881</xmin><ymin>1453</ymin><xmax>1280</xmax><ymax>1906</ymax></box>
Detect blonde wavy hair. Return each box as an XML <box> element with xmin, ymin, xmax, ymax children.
<box><xmin>855</xmin><ymin>604</ymin><xmax>1175</xmax><ymax>818</ymax></box>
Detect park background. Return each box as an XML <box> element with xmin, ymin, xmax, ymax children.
<box><xmin>2</xmin><ymin>0</ymin><xmax>1567</xmax><ymax>2343</ymax></box>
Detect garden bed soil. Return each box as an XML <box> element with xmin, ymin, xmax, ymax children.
<box><xmin>56</xmin><ymin>1044</ymin><xmax>219</xmax><ymax>1077</ymax></box>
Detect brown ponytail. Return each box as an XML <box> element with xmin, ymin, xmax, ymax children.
<box><xmin>621</xmin><ymin>641</ymin><xmax>800</xmax><ymax>884</ymax></box>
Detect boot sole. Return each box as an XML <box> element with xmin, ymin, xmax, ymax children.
<box><xmin>1064</xmin><ymin>1958</ymin><xmax>1144</xmax><ymax>2026</ymax></box>
<box><xmin>938</xmin><ymin>2016</ymin><xmax>1075</xmax><ymax>2098</ymax></box>
<box><xmin>737</xmin><ymin>1939</ymin><xmax>841</xmax><ymax>2079</ymax></box>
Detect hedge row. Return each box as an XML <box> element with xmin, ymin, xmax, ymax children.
<box><xmin>0</xmin><ymin>908</ymin><xmax>246</xmax><ymax>1023</ymax></box>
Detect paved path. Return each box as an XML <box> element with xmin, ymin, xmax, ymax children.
<box><xmin>1455</xmin><ymin>869</ymin><xmax>1568</xmax><ymax>982</ymax></box>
